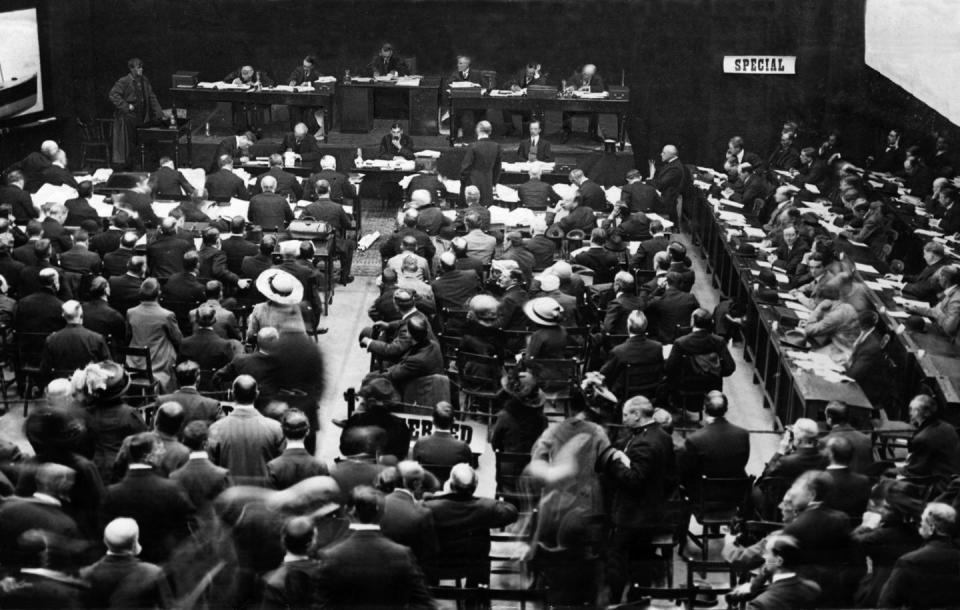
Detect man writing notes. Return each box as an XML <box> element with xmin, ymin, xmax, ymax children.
<box><xmin>108</xmin><ymin>58</ymin><xmax>168</xmax><ymax>169</ymax></box>
<box><xmin>223</xmin><ymin>65</ymin><xmax>274</xmax><ymax>133</ymax></box>
<box><xmin>503</xmin><ymin>62</ymin><xmax>547</xmax><ymax>137</ymax></box>
<box><xmin>460</xmin><ymin>121</ymin><xmax>501</xmax><ymax>206</ymax></box>
<box><xmin>561</xmin><ymin>64</ymin><xmax>605</xmax><ymax>143</ymax></box>
<box><xmin>378</xmin><ymin>122</ymin><xmax>416</xmax><ymax>160</ymax></box>
<box><xmin>278</xmin><ymin>123</ymin><xmax>320</xmax><ymax>165</ymax></box>
<box><xmin>368</xmin><ymin>43</ymin><xmax>409</xmax><ymax>77</ymax></box>
<box><xmin>517</xmin><ymin>120</ymin><xmax>553</xmax><ymax>162</ymax></box>
<box><xmin>446</xmin><ymin>55</ymin><xmax>482</xmax><ymax>141</ymax></box>
<box><xmin>286</xmin><ymin>56</ymin><xmax>327</xmax><ymax>141</ymax></box>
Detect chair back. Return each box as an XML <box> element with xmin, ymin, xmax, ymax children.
<box><xmin>692</xmin><ymin>475</ymin><xmax>754</xmax><ymax>521</ymax></box>
<box><xmin>14</xmin><ymin>331</ymin><xmax>51</xmax><ymax>368</ymax></box>
<box><xmin>524</xmin><ymin>358</ymin><xmax>579</xmax><ymax>395</ymax></box>
<box><xmin>116</xmin><ymin>345</ymin><xmax>155</xmax><ymax>384</ymax></box>
<box><xmin>401</xmin><ymin>373</ymin><xmax>450</xmax><ymax>406</ymax></box>
<box><xmin>438</xmin><ymin>307</ymin><xmax>469</xmax><ymax>337</ymax></box>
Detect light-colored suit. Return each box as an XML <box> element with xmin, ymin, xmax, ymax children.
<box><xmin>463</xmin><ymin>229</ymin><xmax>496</xmax><ymax>265</ymax></box>
<box><xmin>126</xmin><ymin>301</ymin><xmax>182</xmax><ymax>392</ymax></box>
<box><xmin>918</xmin><ymin>285</ymin><xmax>960</xmax><ymax>338</ymax></box>
<box><xmin>208</xmin><ymin>405</ymin><xmax>283</xmax><ymax>484</ymax></box>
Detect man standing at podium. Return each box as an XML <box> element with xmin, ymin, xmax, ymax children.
<box><xmin>460</xmin><ymin>121</ymin><xmax>501</xmax><ymax>206</ymax></box>
<box><xmin>108</xmin><ymin>58</ymin><xmax>168</xmax><ymax>169</ymax></box>
<box><xmin>368</xmin><ymin>43</ymin><xmax>409</xmax><ymax>77</ymax></box>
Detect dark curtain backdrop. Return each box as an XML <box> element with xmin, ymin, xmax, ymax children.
<box><xmin>5</xmin><ymin>0</ymin><xmax>959</xmax><ymax>169</ymax></box>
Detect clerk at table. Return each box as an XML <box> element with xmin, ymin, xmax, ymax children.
<box><xmin>378</xmin><ymin>122</ymin><xmax>415</xmax><ymax>160</ymax></box>
<box><xmin>517</xmin><ymin>120</ymin><xmax>552</xmax><ymax>162</ymax></box>
<box><xmin>368</xmin><ymin>43</ymin><xmax>409</xmax><ymax>77</ymax></box>
<box><xmin>278</xmin><ymin>123</ymin><xmax>321</xmax><ymax>162</ymax></box>
<box><xmin>286</xmin><ymin>57</ymin><xmax>328</xmax><ymax>141</ymax></box>
<box><xmin>561</xmin><ymin>64</ymin><xmax>605</xmax><ymax>142</ymax></box>
<box><xmin>503</xmin><ymin>62</ymin><xmax>547</xmax><ymax>136</ymax></box>
<box><xmin>223</xmin><ymin>65</ymin><xmax>274</xmax><ymax>133</ymax></box>
<box><xmin>210</xmin><ymin>131</ymin><xmax>257</xmax><ymax>173</ymax></box>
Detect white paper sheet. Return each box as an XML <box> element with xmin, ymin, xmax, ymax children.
<box><xmin>31</xmin><ymin>183</ymin><xmax>77</xmax><ymax>208</ymax></box>
<box><xmin>89</xmin><ymin>194</ymin><xmax>114</xmax><ymax>218</ymax></box>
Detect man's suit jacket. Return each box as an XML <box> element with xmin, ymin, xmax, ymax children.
<box><xmin>180</xmin><ymin>328</ymin><xmax>238</xmax><ymax>370</ymax></box>
<box><xmin>517</xmin><ymin>138</ymin><xmax>553</xmax><ymax>162</ymax></box>
<box><xmin>41</xmin><ymin>217</ymin><xmax>72</xmax><ymax>253</ymax></box>
<box><xmin>82</xmin><ymin>299</ymin><xmax>127</xmax><ymax>344</ymax></box>
<box><xmin>300</xmin><ymin>199</ymin><xmax>352</xmax><ymax>233</ymax></box>
<box><xmin>208</xmin><ymin>407</ymin><xmax>284</xmax><ymax>482</ymax></box>
<box><xmin>210</xmin><ymin>136</ymin><xmax>243</xmax><ymax>172</ymax></box>
<box><xmin>261</xmin><ymin>558</ymin><xmax>323</xmax><ymax>610</ymax></box>
<box><xmin>557</xmin><ymin>205</ymin><xmax>598</xmax><ymax>233</ymax></box>
<box><xmin>517</xmin><ymin>179</ymin><xmax>558</xmax><ymax>210</ymax></box>
<box><xmin>901</xmin><ymin>417</ymin><xmax>960</xmax><ymax>481</ymax></box>
<box><xmin>746</xmin><ymin>575</ymin><xmax>821</xmax><ymax>610</ymax></box>
<box><xmin>314</xmin><ymin>529</ymin><xmax>433</xmax><ymax>609</ymax></box>
<box><xmin>412</xmin><ymin>432</ymin><xmax>473</xmax><ymax>483</ymax></box>
<box><xmin>665</xmin><ymin>329</ymin><xmax>736</xmax><ymax>380</ymax></box>
<box><xmin>40</xmin><ymin>325</ymin><xmax>110</xmax><ymax>379</ymax></box>
<box><xmin>578</xmin><ymin>179</ymin><xmax>607</xmax><ymax>211</ymax></box>
<box><xmin>378</xmin><ymin>134</ymin><xmax>415</xmax><ymax>160</ymax></box>
<box><xmin>91</xmin><ymin>228</ymin><xmax>124</xmax><ymax>257</ymax></box>
<box><xmin>878</xmin><ymin>538</ymin><xmax>960</xmax><ymax>609</ymax></box>
<box><xmin>463</xmin><ymin>229</ymin><xmax>497</xmax><ymax>265</ymax></box>
<box><xmin>12</xmin><ymin>239</ymin><xmax>40</xmax><ymax>266</ymax></box>
<box><xmin>406</xmin><ymin>173</ymin><xmax>444</xmax><ymax>200</ymax></box>
<box><xmin>680</xmin><ymin>417</ymin><xmax>749</xmax><ymax>484</ymax></box>
<box><xmin>432</xmin><ymin>269</ymin><xmax>481</xmax><ymax>311</ymax></box>
<box><xmin>620</xmin><ymin>181</ymin><xmax>662</xmax><ymax>214</ymax></box>
<box><xmin>278</xmin><ymin>133</ymin><xmax>321</xmax><ymax>160</ymax></box>
<box><xmin>381</xmin><ymin>490</ymin><xmax>440</xmax><ymax>562</ymax></box>
<box><xmin>0</xmin><ymin>184</ymin><xmax>38</xmax><ymax>222</ymax></box>
<box><xmin>566</xmin><ymin>71</ymin><xmax>605</xmax><ymax>92</ymax></box>
<box><xmin>461</xmin><ymin>139</ymin><xmax>502</xmax><ymax>206</ymax></box>
<box><xmin>158</xmin><ymin>387</ymin><xmax>220</xmax><ymax>424</ymax></box>
<box><xmin>253</xmin><ymin>166</ymin><xmax>303</xmax><ymax>200</ymax></box>
<box><xmin>610</xmin><ymin>422</ymin><xmax>676</xmax><ymax>527</ymax></box>
<box><xmin>163</xmin><ymin>271</ymin><xmax>204</xmax><ymax>304</ymax></box>
<box><xmin>107</xmin><ymin>274</ymin><xmax>143</xmax><ymax>315</ymax></box>
<box><xmin>823</xmin><ymin>424</ymin><xmax>874</xmax><ymax>474</ymax></box>
<box><xmin>873</xmin><ymin>144</ymin><xmax>905</xmax><ymax>174</ymax></box>
<box><xmin>794</xmin><ymin>158</ymin><xmax>828</xmax><ymax>191</ymax></box>
<box><xmin>240</xmin><ymin>252</ymin><xmax>273</xmax><ymax>280</ymax></box>
<box><xmin>248</xmin><ymin>192</ymin><xmax>294</xmax><ymax>231</ymax></box>
<box><xmin>844</xmin><ymin>330</ymin><xmax>889</xmax><ymax>407</ymax></box>
<box><xmin>63</xmin><ymin>197</ymin><xmax>101</xmax><ymax>227</ymax></box>
<box><xmin>328</xmin><ymin>458</ymin><xmax>387</xmax><ymax>504</ymax></box>
<box><xmin>644</xmin><ymin>288</ymin><xmax>699</xmax><ymax>343</ymax></box>
<box><xmin>762</xmin><ymin>445</ymin><xmax>829</xmax><ymax>483</ymax></box>
<box><xmin>424</xmin><ymin>492</ymin><xmax>518</xmax><ymax>572</ymax></box>
<box><xmin>572</xmin><ymin>246</ymin><xmax>619</xmax><ymax>284</ymax></box>
<box><xmin>368</xmin><ymin>55</ymin><xmax>409</xmax><ymax>77</ymax></box>
<box><xmin>506</xmin><ymin>69</ymin><xmax>547</xmax><ymax>90</ymax></box>
<box><xmin>732</xmin><ymin>173</ymin><xmax>772</xmax><ymax>207</ymax></box>
<box><xmin>632</xmin><ymin>235</ymin><xmax>669</xmax><ymax>270</ymax></box>
<box><xmin>652</xmin><ymin>157</ymin><xmax>687</xmax><ymax>210</ymax></box>
<box><xmin>59</xmin><ymin>245</ymin><xmax>101</xmax><ymax>275</ymax></box>
<box><xmin>13</xmin><ymin>289</ymin><xmax>65</xmax><ymax>334</ymax></box>
<box><xmin>146</xmin><ymin>234</ymin><xmax>194</xmax><ymax>280</ymax></box>
<box><xmin>0</xmin><ymin>497</ymin><xmax>80</xmax><ymax>568</ymax></box>
<box><xmin>940</xmin><ymin>202</ymin><xmax>960</xmax><ymax>235</ymax></box>
<box><xmin>79</xmin><ymin>553</ymin><xmax>169</xmax><ymax>610</ymax></box>
<box><xmin>772</xmin><ymin>240</ymin><xmax>809</xmax><ymax>277</ymax></box>
<box><xmin>302</xmin><ymin>169</ymin><xmax>357</xmax><ymax>203</ymax></box>
<box><xmin>205</xmin><ymin>168</ymin><xmax>248</xmax><ymax>202</ymax></box>
<box><xmin>918</xmin><ymin>286</ymin><xmax>960</xmax><ymax>338</ymax></box>
<box><xmin>766</xmin><ymin>146</ymin><xmax>802</xmax><ymax>172</ymax></box>
<box><xmin>266</xmin><ymin>447</ymin><xmax>328</xmax><ymax>490</ymax></box>
<box><xmin>384</xmin><ymin>339</ymin><xmax>444</xmax><ymax>391</ymax></box>
<box><xmin>198</xmin><ymin>245</ymin><xmax>238</xmax><ymax>286</ymax></box>
<box><xmin>102</xmin><ymin>468</ymin><xmax>195</xmax><ymax>563</ymax></box>
<box><xmin>525</xmin><ymin>234</ymin><xmax>557</xmax><ymax>270</ymax></box>
<box><xmin>40</xmin><ymin>164</ymin><xmax>79</xmax><ymax>189</ymax></box>
<box><xmin>116</xmin><ymin>190</ymin><xmax>159</xmax><ymax>229</ymax></box>
<box><xmin>149</xmin><ymin>166</ymin><xmax>195</xmax><ymax>198</ymax></box>
<box><xmin>598</xmin><ymin>335</ymin><xmax>664</xmax><ymax>398</ymax></box>
<box><xmin>498</xmin><ymin>284</ymin><xmax>530</xmax><ymax>331</ymax></box>
<box><xmin>902</xmin><ymin>258</ymin><xmax>948</xmax><ymax>304</ymax></box>
<box><xmin>824</xmin><ymin>467</ymin><xmax>871</xmax><ymax>521</ymax></box>
<box><xmin>219</xmin><ymin>236</ymin><xmax>258</xmax><ymax>277</ymax></box>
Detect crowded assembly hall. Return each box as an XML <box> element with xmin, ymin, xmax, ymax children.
<box><xmin>1</xmin><ymin>0</ymin><xmax>960</xmax><ymax>608</ymax></box>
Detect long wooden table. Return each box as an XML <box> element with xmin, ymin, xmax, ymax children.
<box><xmin>339</xmin><ymin>78</ymin><xmax>441</xmax><ymax>136</ymax></box>
<box><xmin>447</xmin><ymin>91</ymin><xmax>630</xmax><ymax>148</ymax></box>
<box><xmin>170</xmin><ymin>86</ymin><xmax>335</xmax><ymax>133</ymax></box>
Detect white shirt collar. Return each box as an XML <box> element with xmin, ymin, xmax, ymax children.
<box><xmin>284</xmin><ymin>552</ymin><xmax>311</xmax><ymax>563</ymax></box>
<box><xmin>826</xmin><ymin>464</ymin><xmax>847</xmax><ymax>470</ymax></box>
<box><xmin>286</xmin><ymin>440</ymin><xmax>306</xmax><ymax>450</ymax></box>
<box><xmin>349</xmin><ymin>523</ymin><xmax>381</xmax><ymax>531</ymax></box>
<box><xmin>188</xmin><ymin>451</ymin><xmax>209</xmax><ymax>460</ymax></box>
<box><xmin>32</xmin><ymin>492</ymin><xmax>62</xmax><ymax>506</ymax></box>
<box><xmin>771</xmin><ymin>572</ymin><xmax>797</xmax><ymax>583</ymax></box>
<box><xmin>128</xmin><ymin>464</ymin><xmax>152</xmax><ymax>470</ymax></box>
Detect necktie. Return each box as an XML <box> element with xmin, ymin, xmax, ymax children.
<box><xmin>531</xmin><ymin>138</ymin><xmax>537</xmax><ymax>148</ymax></box>
<box><xmin>462</xmin><ymin>71</ymin><xmax>467</xmax><ymax>80</ymax></box>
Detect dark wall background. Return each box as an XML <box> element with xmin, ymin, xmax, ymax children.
<box><xmin>4</xmin><ymin>0</ymin><xmax>959</xmax><ymax>169</ymax></box>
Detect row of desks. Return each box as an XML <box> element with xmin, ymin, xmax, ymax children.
<box><xmin>686</xmin><ymin>186</ymin><xmax>960</xmax><ymax>426</ymax></box>
<box><xmin>169</xmin><ymin>83</ymin><xmax>630</xmax><ymax>142</ymax></box>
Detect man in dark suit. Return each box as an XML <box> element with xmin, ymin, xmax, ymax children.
<box><xmin>0</xmin><ymin>169</ymin><xmax>38</xmax><ymax>223</ymax></box>
<box><xmin>82</xmin><ymin>276</ymin><xmax>127</xmax><ymax>345</ymax></box>
<box><xmin>206</xmin><ymin>154</ymin><xmax>249</xmax><ymax>202</ymax></box>
<box><xmin>329</xmin><ymin>427</ymin><xmax>389</xmax><ymax>503</ymax></box>
<box><xmin>644</xmin><ymin>272</ymin><xmax>699</xmax><ymax>343</ymax></box>
<box><xmin>108</xmin><ymin>256</ymin><xmax>146</xmax><ymax>316</ymax></box>
<box><xmin>248</xmin><ymin>176</ymin><xmax>294</xmax><ymax>232</ymax></box>
<box><xmin>760</xmin><ymin>418</ymin><xmax>829</xmax><ymax>485</ymax></box>
<box><xmin>572</xmin><ymin>228</ymin><xmax>619</xmax><ymax>284</ymax></box>
<box><xmin>679</xmin><ymin>391</ymin><xmax>749</xmax><ymax>486</ymax></box>
<box><xmin>424</xmin><ymin>464</ymin><xmax>518</xmax><ymax>586</ymax></box>
<box><xmin>665</xmin><ymin>307</ymin><xmax>736</xmax><ymax>383</ymax></box>
<box><xmin>524</xmin><ymin>226</ymin><xmax>557</xmax><ymax>271</ymax></box>
<box><xmin>432</xmin><ymin>252</ymin><xmax>481</xmax><ymax>315</ymax></box>
<box><xmin>277</xmin><ymin>124</ymin><xmax>321</xmax><ymax>168</ymax></box>
<box><xmin>0</xmin><ymin>462</ymin><xmax>80</xmax><ymax>570</ymax></box>
<box><xmin>170</xmin><ymin>421</ymin><xmax>230</xmax><ymax>513</ymax></box>
<box><xmin>382</xmin><ymin>316</ymin><xmax>444</xmax><ymax>396</ymax></box>
<box><xmin>209</xmin><ymin>131</ymin><xmax>256</xmax><ymax>173</ymax></box>
<box><xmin>497</xmin><ymin>269</ymin><xmax>530</xmax><ymax>331</ymax></box>
<box><xmin>570</xmin><ymin>168</ymin><xmax>607</xmax><ymax>211</ymax></box>
<box><xmin>841</xmin><ymin>311</ymin><xmax>891</xmax><ymax>409</ymax></box>
<box><xmin>765</xmin><ymin>132</ymin><xmax>802</xmax><ymax>174</ymax></box>
<box><xmin>302</xmin><ymin>155</ymin><xmax>358</xmax><ymax>203</ymax></box>
<box><xmin>266</xmin><ymin>409</ymin><xmax>327</xmax><ymax>490</ymax></box>
<box><xmin>900</xmin><ymin>394</ymin><xmax>960</xmax><ymax>485</ymax></box>
<box><xmin>651</xmin><ymin>145</ymin><xmax>688</xmax><ymax>223</ymax></box>
<box><xmin>406</xmin><ymin>169</ymin><xmax>444</xmax><ymax>202</ymax></box>
<box><xmin>745</xmin><ymin>534</ymin><xmax>822</xmax><ymax>610</ymax></box>
<box><xmin>602</xmin><ymin>272</ymin><xmax>645</xmax><ymax>335</ymax></box>
<box><xmin>64</xmin><ymin>180</ymin><xmax>101</xmax><ymax>227</ymax></box>
<box><xmin>561</xmin><ymin>64</ymin><xmax>605</xmax><ymax>141</ymax></box>
<box><xmin>149</xmin><ymin>156</ymin><xmax>195</xmax><ymax>199</ymax></box>
<box><xmin>300</xmin><ymin>180</ymin><xmax>356</xmax><ymax>285</ymax></box>
<box><xmin>368</xmin><ymin>42</ymin><xmax>409</xmax><ymax>77</ymax></box>
<box><xmin>822</xmin><ymin>401</ymin><xmax>874</xmax><ymax>474</ymax></box>
<box><xmin>101</xmin><ymin>433</ymin><xmax>196</xmax><ymax>564</ymax></box>
<box><xmin>902</xmin><ymin>241</ymin><xmax>950</xmax><ymax>304</ymax></box>
<box><xmin>90</xmin><ymin>213</ymin><xmax>130</xmax><ymax>257</ymax></box>
<box><xmin>792</xmin><ymin>147</ymin><xmax>828</xmax><ymax>192</ymax></box>
<box><xmin>162</xmin><ymin>249</ymin><xmax>205</xmax><ymax>304</ymax></box>
<box><xmin>19</xmin><ymin>240</ymin><xmax>71</xmax><ymax>300</ymax></box>
<box><xmin>113</xmin><ymin>179</ymin><xmax>159</xmax><ymax>230</ymax></box>
<box><xmin>769</xmin><ymin>225</ymin><xmax>808</xmax><ymax>276</ymax></box>
<box><xmin>517</xmin><ymin>120</ymin><xmax>552</xmax><ymax>161</ymax></box>
<box><xmin>460</xmin><ymin>121</ymin><xmax>501</xmax><ymax>206</ymax></box>
<box><xmin>159</xmin><ymin>362</ymin><xmax>221</xmax><ymax>425</ymax></box>
<box><xmin>606</xmin><ymin>395</ymin><xmax>677</xmax><ymax>595</ymax></box>
<box><xmin>377</xmin><ymin>463</ymin><xmax>440</xmax><ymax>563</ymax></box>
<box><xmin>241</xmin><ymin>235</ymin><xmax>276</xmax><ymax>280</ymax></box>
<box><xmin>39</xmin><ymin>150</ymin><xmax>79</xmax><ymax>189</ymax></box>
<box><xmin>598</xmin><ymin>311</ymin><xmax>664</xmax><ymax>399</ymax></box>
<box><xmin>870</xmin><ymin>128</ymin><xmax>905</xmax><ymax>173</ymax></box>
<box><xmin>12</xmin><ymin>219</ymin><xmax>42</xmax><ymax>265</ymax></box>
<box><xmin>40</xmin><ymin>202</ymin><xmax>72</xmax><ymax>254</ymax></box>
<box><xmin>261</xmin><ymin>516</ymin><xmax>324</xmax><ymax>609</ymax></box>
<box><xmin>516</xmin><ymin>165</ymin><xmax>559</xmax><ymax>211</ymax></box>
<box><xmin>630</xmin><ymin>220</ymin><xmax>669</xmax><ymax>271</ymax></box>
<box><xmin>378</xmin><ymin>122</ymin><xmax>416</xmax><ymax>160</ymax></box>
<box><xmin>316</xmin><ymin>488</ymin><xmax>434</xmax><ymax>609</ymax></box>
<box><xmin>620</xmin><ymin>169</ymin><xmax>662</xmax><ymax>214</ymax></box>
<box><xmin>180</xmin><ymin>305</ymin><xmax>239</xmax><ymax>371</ymax></box>
<box><xmin>219</xmin><ymin>217</ymin><xmax>258</xmax><ymax>276</ymax></box>
<box><xmin>445</xmin><ymin>55</ymin><xmax>483</xmax><ymax>140</ymax></box>
<box><xmin>0</xmin><ymin>236</ymin><xmax>24</xmax><ymax>297</ymax></box>
<box><xmin>878</xmin><ymin>502</ymin><xmax>960</xmax><ymax>609</ymax></box>
<box><xmin>731</xmin><ymin>162</ymin><xmax>772</xmax><ymax>211</ymax></box>
<box><xmin>39</xmin><ymin>299</ymin><xmax>110</xmax><ymax>383</ymax></box>
<box><xmin>59</xmin><ymin>230</ymin><xmax>101</xmax><ymax>275</ymax></box>
<box><xmin>208</xmin><ymin>375</ymin><xmax>284</xmax><ymax>484</ymax></box>
<box><xmin>79</xmin><ymin>517</ymin><xmax>171</xmax><ymax>610</ymax></box>
<box><xmin>822</xmin><ymin>436</ymin><xmax>871</xmax><ymax>523</ymax></box>
<box><xmin>14</xmin><ymin>268</ymin><xmax>65</xmax><ymax>336</ymax></box>
<box><xmin>197</xmin><ymin>227</ymin><xmax>242</xmax><ymax>289</ymax></box>
<box><xmin>253</xmin><ymin>153</ymin><xmax>303</xmax><ymax>200</ymax></box>
<box><xmin>147</xmin><ymin>218</ymin><xmax>194</xmax><ymax>280</ymax></box>
<box><xmin>412</xmin><ymin>402</ymin><xmax>473</xmax><ymax>482</ymax></box>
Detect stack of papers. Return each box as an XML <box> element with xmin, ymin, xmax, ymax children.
<box><xmin>316</xmin><ymin>76</ymin><xmax>337</xmax><ymax>84</ymax></box>
<box><xmin>572</xmin><ymin>91</ymin><xmax>609</xmax><ymax>99</ymax></box>
<box><xmin>31</xmin><ymin>183</ymin><xmax>77</xmax><ymax>208</ymax></box>
<box><xmin>605</xmin><ymin>186</ymin><xmax>622</xmax><ymax>205</ymax></box>
<box><xmin>854</xmin><ymin>262</ymin><xmax>880</xmax><ymax>275</ymax></box>
<box><xmin>743</xmin><ymin>227</ymin><xmax>767</xmax><ymax>239</ymax></box>
<box><xmin>448</xmin><ymin>81</ymin><xmax>481</xmax><ymax>88</ymax></box>
<box><xmin>495</xmin><ymin>184</ymin><xmax>519</xmax><ymax>204</ymax></box>
<box><xmin>396</xmin><ymin>77</ymin><xmax>421</xmax><ymax>87</ymax></box>
<box><xmin>350</xmin><ymin>77</ymin><xmax>373</xmax><ymax>83</ymax></box>
<box><xmin>441</xmin><ymin>178</ymin><xmax>461</xmax><ymax>194</ymax></box>
<box><xmin>92</xmin><ymin>168</ymin><xmax>114</xmax><ymax>183</ymax></box>
<box><xmin>551</xmin><ymin>183</ymin><xmax>577</xmax><ymax>200</ymax></box>
<box><xmin>414</xmin><ymin>150</ymin><xmax>442</xmax><ymax>159</ymax></box>
<box><xmin>787</xmin><ymin>350</ymin><xmax>853</xmax><ymax>382</ymax></box>
<box><xmin>490</xmin><ymin>89</ymin><xmax>523</xmax><ymax>97</ymax></box>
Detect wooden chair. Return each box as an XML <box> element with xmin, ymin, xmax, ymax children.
<box><xmin>623</xmin><ymin>361</ymin><xmax>666</xmax><ymax>404</ymax></box>
<box><xmin>523</xmin><ymin>357</ymin><xmax>580</xmax><ymax>417</ymax></box>
<box><xmin>438</xmin><ymin>307</ymin><xmax>469</xmax><ymax>337</ymax></box>
<box><xmin>14</xmin><ymin>331</ymin><xmax>51</xmax><ymax>415</ymax></box>
<box><xmin>686</xmin><ymin>475</ymin><xmax>754</xmax><ymax>563</ymax></box>
<box><xmin>115</xmin><ymin>345</ymin><xmax>160</xmax><ymax>404</ymax></box>
<box><xmin>77</xmin><ymin>117</ymin><xmax>112</xmax><ymax>170</ymax></box>
<box><xmin>454</xmin><ymin>350</ymin><xmax>503</xmax><ymax>422</ymax></box>
<box><xmin>494</xmin><ymin>450</ymin><xmax>535</xmax><ymax>509</ymax></box>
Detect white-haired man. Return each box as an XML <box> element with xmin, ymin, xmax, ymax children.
<box><xmin>80</xmin><ymin>518</ymin><xmax>171</xmax><ymax>608</ymax></box>
<box><xmin>248</xmin><ymin>175</ymin><xmax>293</xmax><ymax>231</ymax></box>
<box><xmin>561</xmin><ymin>64</ymin><xmax>605</xmax><ymax>142</ymax></box>
<box><xmin>39</xmin><ymin>299</ymin><xmax>110</xmax><ymax>384</ymax></box>
<box><xmin>304</xmin><ymin>154</ymin><xmax>357</xmax><ymax>203</ymax></box>
<box><xmin>517</xmin><ymin>164</ymin><xmax>559</xmax><ymax>211</ymax></box>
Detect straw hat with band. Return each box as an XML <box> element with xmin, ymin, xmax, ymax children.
<box><xmin>523</xmin><ymin>296</ymin><xmax>562</xmax><ymax>326</ymax></box>
<box><xmin>256</xmin><ymin>269</ymin><xmax>304</xmax><ymax>305</ymax></box>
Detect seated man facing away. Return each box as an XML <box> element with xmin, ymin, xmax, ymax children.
<box><xmin>411</xmin><ymin>402</ymin><xmax>473</xmax><ymax>483</ymax></box>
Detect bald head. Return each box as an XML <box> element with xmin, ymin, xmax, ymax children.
<box><xmin>232</xmin><ymin>375</ymin><xmax>259</xmax><ymax>405</ymax></box>
<box><xmin>294</xmin><ymin>122</ymin><xmax>308</xmax><ymax>138</ymax></box>
<box><xmin>104</xmin><ymin>518</ymin><xmax>141</xmax><ymax>555</ymax></box>
<box><xmin>257</xmin><ymin>327</ymin><xmax>280</xmax><ymax>352</ymax></box>
<box><xmin>582</xmin><ymin>64</ymin><xmax>597</xmax><ymax>76</ymax></box>
<box><xmin>40</xmin><ymin>140</ymin><xmax>59</xmax><ymax>158</ymax></box>
<box><xmin>62</xmin><ymin>300</ymin><xmax>82</xmax><ymax>324</ymax></box>
<box><xmin>449</xmin><ymin>463</ymin><xmax>478</xmax><ymax>494</ymax></box>
<box><xmin>320</xmin><ymin>155</ymin><xmax>336</xmax><ymax>170</ymax></box>
<box><xmin>260</xmin><ymin>175</ymin><xmax>277</xmax><ymax>193</ymax></box>
<box><xmin>661</xmin><ymin>145</ymin><xmax>678</xmax><ymax>161</ymax></box>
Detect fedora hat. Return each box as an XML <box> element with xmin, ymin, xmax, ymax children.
<box><xmin>256</xmin><ymin>269</ymin><xmax>304</xmax><ymax>305</ymax></box>
<box><xmin>523</xmin><ymin>297</ymin><xmax>562</xmax><ymax>326</ymax></box>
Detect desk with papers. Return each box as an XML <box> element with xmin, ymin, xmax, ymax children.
<box><xmin>340</xmin><ymin>77</ymin><xmax>441</xmax><ymax>135</ymax></box>
<box><xmin>170</xmin><ymin>85</ymin><xmax>335</xmax><ymax>134</ymax></box>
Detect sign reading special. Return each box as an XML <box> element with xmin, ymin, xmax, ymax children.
<box><xmin>723</xmin><ymin>56</ymin><xmax>796</xmax><ymax>75</ymax></box>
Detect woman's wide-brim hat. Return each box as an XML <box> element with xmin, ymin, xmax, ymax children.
<box><xmin>256</xmin><ymin>268</ymin><xmax>304</xmax><ymax>305</ymax></box>
<box><xmin>523</xmin><ymin>297</ymin><xmax>562</xmax><ymax>326</ymax></box>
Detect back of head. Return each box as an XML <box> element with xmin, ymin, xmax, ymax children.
<box><xmin>397</xmin><ymin>460</ymin><xmax>425</xmax><ymax>491</ymax></box>
<box><xmin>139</xmin><ymin>278</ymin><xmax>160</xmax><ymax>301</ymax></box>
<box><xmin>626</xmin><ymin>310</ymin><xmax>648</xmax><ymax>336</ymax></box>
<box><xmin>205</xmin><ymin>280</ymin><xmax>223</xmax><ymax>301</ymax></box>
<box><xmin>923</xmin><ymin>502</ymin><xmax>958</xmax><ymax>538</ymax></box>
<box><xmin>259</xmin><ymin>234</ymin><xmax>277</xmax><ymax>256</ymax></box>
<box><xmin>767</xmin><ymin>534</ymin><xmax>802</xmax><ymax>569</ymax></box>
<box><xmin>232</xmin><ymin>374</ymin><xmax>259</xmax><ymax>404</ymax></box>
<box><xmin>449</xmin><ymin>462</ymin><xmax>478</xmax><ymax>495</ymax></box>
<box><xmin>202</xmin><ymin>227</ymin><xmax>220</xmax><ymax>247</ymax></box>
<box><xmin>120</xmin><ymin>231</ymin><xmax>139</xmax><ymax>250</ymax></box>
<box><xmin>375</xmin><ymin>466</ymin><xmax>401</xmax><ymax>493</ymax></box>
<box><xmin>824</xmin><ymin>400</ymin><xmax>849</xmax><ymax>425</ymax></box>
<box><xmin>61</xmin><ymin>299</ymin><xmax>82</xmax><ymax>324</ymax></box>
<box><xmin>703</xmin><ymin>390</ymin><xmax>728</xmax><ymax>417</ymax></box>
<box><xmin>281</xmin><ymin>408</ymin><xmax>310</xmax><ymax>440</ymax></box>
<box><xmin>282</xmin><ymin>516</ymin><xmax>315</xmax><ymax>555</ymax></box>
<box><xmin>407</xmin><ymin>314</ymin><xmax>429</xmax><ymax>344</ymax></box>
<box><xmin>196</xmin><ymin>304</ymin><xmax>217</xmax><ymax>328</ymax></box>
<box><xmin>155</xmin><ymin>401</ymin><xmax>185</xmax><ymax>436</ymax></box>
<box><xmin>825</xmin><ymin>435</ymin><xmax>853</xmax><ymax>467</ymax></box>
<box><xmin>691</xmin><ymin>308</ymin><xmax>712</xmax><ymax>330</ymax></box>
<box><xmin>181</xmin><ymin>420</ymin><xmax>209</xmax><ymax>451</ymax></box>
<box><xmin>351</xmin><ymin>485</ymin><xmax>384</xmax><ymax>523</ymax></box>
<box><xmin>432</xmin><ymin>401</ymin><xmax>454</xmax><ymax>429</ymax></box>
<box><xmin>103</xmin><ymin>517</ymin><xmax>141</xmax><ymax>555</ymax></box>
<box><xmin>127</xmin><ymin>432</ymin><xmax>157</xmax><ymax>464</ymax></box>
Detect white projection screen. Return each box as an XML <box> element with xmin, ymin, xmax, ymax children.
<box><xmin>865</xmin><ymin>0</ymin><xmax>960</xmax><ymax>126</ymax></box>
<box><xmin>0</xmin><ymin>7</ymin><xmax>43</xmax><ymax>121</ymax></box>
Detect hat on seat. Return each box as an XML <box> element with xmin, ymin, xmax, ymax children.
<box><xmin>256</xmin><ymin>269</ymin><xmax>304</xmax><ymax>305</ymax></box>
